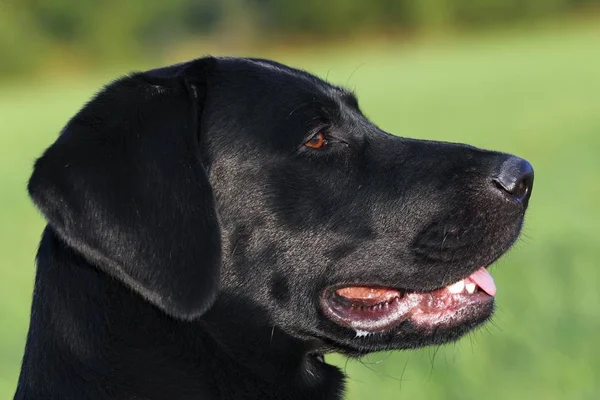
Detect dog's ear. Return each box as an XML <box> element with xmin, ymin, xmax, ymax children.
<box><xmin>28</xmin><ymin>58</ymin><xmax>221</xmax><ymax>320</ymax></box>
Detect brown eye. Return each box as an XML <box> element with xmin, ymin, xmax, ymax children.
<box><xmin>305</xmin><ymin>132</ymin><xmax>326</xmax><ymax>149</ymax></box>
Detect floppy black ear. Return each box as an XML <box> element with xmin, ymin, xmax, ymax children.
<box><xmin>28</xmin><ymin>58</ymin><xmax>221</xmax><ymax>320</ymax></box>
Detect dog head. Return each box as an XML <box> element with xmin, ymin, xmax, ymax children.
<box><xmin>29</xmin><ymin>57</ymin><xmax>533</xmax><ymax>356</ymax></box>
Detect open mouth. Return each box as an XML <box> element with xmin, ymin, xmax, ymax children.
<box><xmin>320</xmin><ymin>268</ymin><xmax>496</xmax><ymax>335</ymax></box>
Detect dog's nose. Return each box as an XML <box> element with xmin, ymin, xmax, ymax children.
<box><xmin>491</xmin><ymin>156</ymin><xmax>534</xmax><ymax>204</ymax></box>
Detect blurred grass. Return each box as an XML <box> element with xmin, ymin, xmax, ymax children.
<box><xmin>1</xmin><ymin>22</ymin><xmax>599</xmax><ymax>399</ymax></box>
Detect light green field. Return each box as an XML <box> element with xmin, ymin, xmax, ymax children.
<box><xmin>1</xmin><ymin>22</ymin><xmax>599</xmax><ymax>399</ymax></box>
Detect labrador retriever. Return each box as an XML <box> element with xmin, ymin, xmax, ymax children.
<box><xmin>15</xmin><ymin>57</ymin><xmax>534</xmax><ymax>399</ymax></box>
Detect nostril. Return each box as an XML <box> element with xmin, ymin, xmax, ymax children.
<box><xmin>492</xmin><ymin>178</ymin><xmax>507</xmax><ymax>192</ymax></box>
<box><xmin>492</xmin><ymin>175</ymin><xmax>530</xmax><ymax>198</ymax></box>
<box><xmin>492</xmin><ymin>156</ymin><xmax>534</xmax><ymax>203</ymax></box>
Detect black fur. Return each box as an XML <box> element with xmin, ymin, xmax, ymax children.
<box><xmin>15</xmin><ymin>57</ymin><xmax>533</xmax><ymax>399</ymax></box>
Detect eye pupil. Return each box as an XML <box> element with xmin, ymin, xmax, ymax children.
<box><xmin>305</xmin><ymin>132</ymin><xmax>325</xmax><ymax>149</ymax></box>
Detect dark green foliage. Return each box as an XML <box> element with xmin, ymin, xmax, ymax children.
<box><xmin>0</xmin><ymin>0</ymin><xmax>595</xmax><ymax>76</ymax></box>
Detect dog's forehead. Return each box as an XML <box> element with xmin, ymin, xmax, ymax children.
<box><xmin>216</xmin><ymin>57</ymin><xmax>356</xmax><ymax>105</ymax></box>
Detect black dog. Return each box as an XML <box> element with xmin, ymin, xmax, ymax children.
<box><xmin>15</xmin><ymin>57</ymin><xmax>533</xmax><ymax>399</ymax></box>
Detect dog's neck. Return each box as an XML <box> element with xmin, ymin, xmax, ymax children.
<box><xmin>194</xmin><ymin>300</ymin><xmax>345</xmax><ymax>399</ymax></box>
<box><xmin>16</xmin><ymin>227</ymin><xmax>344</xmax><ymax>400</ymax></box>
<box><xmin>201</xmin><ymin>297</ymin><xmax>345</xmax><ymax>398</ymax></box>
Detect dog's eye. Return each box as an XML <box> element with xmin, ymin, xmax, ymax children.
<box><xmin>305</xmin><ymin>132</ymin><xmax>327</xmax><ymax>149</ymax></box>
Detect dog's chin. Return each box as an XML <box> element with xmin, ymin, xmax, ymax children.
<box><xmin>317</xmin><ymin>302</ymin><xmax>494</xmax><ymax>357</ymax></box>
<box><xmin>317</xmin><ymin>267</ymin><xmax>497</xmax><ymax>354</ymax></box>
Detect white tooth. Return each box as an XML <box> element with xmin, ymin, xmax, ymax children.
<box><xmin>447</xmin><ymin>280</ymin><xmax>465</xmax><ymax>294</ymax></box>
<box><xmin>465</xmin><ymin>282</ymin><xmax>476</xmax><ymax>294</ymax></box>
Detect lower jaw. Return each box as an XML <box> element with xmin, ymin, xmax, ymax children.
<box><xmin>321</xmin><ymin>290</ymin><xmax>494</xmax><ymax>335</ymax></box>
<box><xmin>407</xmin><ymin>296</ymin><xmax>494</xmax><ymax>334</ymax></box>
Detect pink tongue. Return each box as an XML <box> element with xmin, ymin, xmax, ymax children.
<box><xmin>469</xmin><ymin>268</ymin><xmax>497</xmax><ymax>296</ymax></box>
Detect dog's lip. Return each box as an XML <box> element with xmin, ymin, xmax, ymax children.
<box><xmin>320</xmin><ymin>268</ymin><xmax>495</xmax><ymax>334</ymax></box>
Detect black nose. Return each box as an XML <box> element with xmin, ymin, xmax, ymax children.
<box><xmin>492</xmin><ymin>156</ymin><xmax>534</xmax><ymax>204</ymax></box>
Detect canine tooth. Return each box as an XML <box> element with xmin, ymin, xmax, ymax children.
<box><xmin>447</xmin><ymin>280</ymin><xmax>465</xmax><ymax>294</ymax></box>
<box><xmin>465</xmin><ymin>281</ymin><xmax>476</xmax><ymax>294</ymax></box>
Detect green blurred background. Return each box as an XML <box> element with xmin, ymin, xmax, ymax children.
<box><xmin>1</xmin><ymin>1</ymin><xmax>599</xmax><ymax>399</ymax></box>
